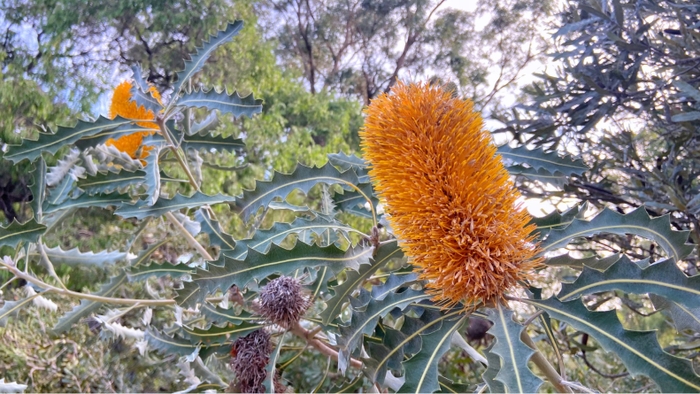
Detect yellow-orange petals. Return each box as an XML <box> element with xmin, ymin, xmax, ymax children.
<box><xmin>360</xmin><ymin>82</ymin><xmax>541</xmax><ymax>308</ymax></box>
<box><xmin>106</xmin><ymin>81</ymin><xmax>160</xmax><ymax>159</ymax></box>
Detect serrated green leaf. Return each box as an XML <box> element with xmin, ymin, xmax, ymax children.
<box><xmin>35</xmin><ymin>246</ymin><xmax>126</xmax><ymax>267</ymax></box>
<box><xmin>525</xmin><ymin>297</ymin><xmax>700</xmax><ymax>392</ymax></box>
<box><xmin>545</xmin><ymin>252</ymin><xmax>621</xmax><ymax>269</ymax></box>
<box><xmin>332</xmin><ymin>181</ymin><xmax>377</xmax><ymax>218</ymax></box>
<box><xmin>171</xmin><ymin>21</ymin><xmax>244</xmax><ymax>98</ymax></box>
<box><xmin>130</xmin><ymin>239</ymin><xmax>168</xmax><ymax>268</ymax></box>
<box><xmin>181</xmin><ymin>132</ymin><xmax>245</xmax><ymax>153</ymax></box>
<box><xmin>78</xmin><ymin>169</ymin><xmax>146</xmax><ymax>195</ymax></box>
<box><xmin>177</xmin><ymin>89</ymin><xmax>262</xmax><ymax>119</ymax></box>
<box><xmin>328</xmin><ymin>375</ymin><xmax>364</xmax><ymax>393</ymax></box>
<box><xmin>541</xmin><ymin>207</ymin><xmax>695</xmax><ymax>261</ymax></box>
<box><xmin>321</xmin><ymin>241</ymin><xmax>403</xmax><ymax>325</ymax></box>
<box><xmin>180</xmin><ymin>321</ymin><xmax>263</xmax><ymax>345</ymax></box>
<box><xmin>235</xmin><ymin>162</ymin><xmax>363</xmax><ymax>221</ymax></box>
<box><xmin>0</xmin><ymin>219</ymin><xmax>46</xmax><ymax>248</ymax></box>
<box><xmin>200</xmin><ymin>304</ymin><xmax>257</xmax><ymax>325</ymax></box>
<box><xmin>263</xmin><ymin>332</ymin><xmax>285</xmax><ymax>393</ymax></box>
<box><xmin>558</xmin><ymin>257</ymin><xmax>700</xmax><ymax>309</ymax></box>
<box><xmin>73</xmin><ymin>122</ymin><xmax>157</xmax><ymax>151</ymax></box>
<box><xmin>177</xmin><ymin>241</ymin><xmax>371</xmax><ymax>308</ymax></box>
<box><xmin>497</xmin><ymin>144</ymin><xmax>587</xmax><ymax>177</ymax></box>
<box><xmin>337</xmin><ymin>289</ymin><xmax>431</xmax><ymax>369</ymax></box>
<box><xmin>52</xmin><ymin>272</ymin><xmax>128</xmax><ymax>334</ymax></box>
<box><xmin>189</xmin><ymin>112</ymin><xmax>219</xmax><ymax>136</ymax></box>
<box><xmin>30</xmin><ymin>157</ymin><xmax>46</xmax><ymax>220</ymax></box>
<box><xmin>482</xmin><ymin>343</ymin><xmax>506</xmax><ymax>393</ymax></box>
<box><xmin>131</xmin><ymin>64</ymin><xmax>150</xmax><ymax>92</ymax></box>
<box><xmin>130</xmin><ymin>69</ymin><xmax>163</xmax><ymax>114</ymax></box>
<box><xmin>222</xmin><ymin>216</ymin><xmax>361</xmax><ymax>262</ymax></box>
<box><xmin>127</xmin><ymin>261</ymin><xmax>195</xmax><ymax>281</ymax></box>
<box><xmin>0</xmin><ymin>293</ymin><xmax>40</xmax><ymax>327</ymax></box>
<box><xmin>44</xmin><ymin>191</ymin><xmax>131</xmax><ymax>214</ymax></box>
<box><xmin>115</xmin><ymin>192</ymin><xmax>235</xmax><ymax>219</ymax></box>
<box><xmin>650</xmin><ymin>294</ymin><xmax>700</xmax><ymax>333</ymax></box>
<box><xmin>321</xmin><ymin>240</ymin><xmax>403</xmax><ymax>325</ymax></box>
<box><xmin>195</xmin><ymin>208</ymin><xmax>236</xmax><ymax>255</ymax></box>
<box><xmin>4</xmin><ymin>117</ymin><xmax>133</xmax><ymax>163</ymax></box>
<box><xmin>45</xmin><ymin>174</ymin><xmax>77</xmax><ymax>206</ymax></box>
<box><xmin>530</xmin><ymin>203</ymin><xmax>585</xmax><ymax>236</ymax></box>
<box><xmin>328</xmin><ymin>152</ymin><xmax>367</xmax><ymax>171</ymax></box>
<box><xmin>400</xmin><ymin>312</ymin><xmax>467</xmax><ymax>393</ymax></box>
<box><xmin>437</xmin><ymin>375</ymin><xmax>473</xmax><ymax>394</ymax></box>
<box><xmin>142</xmin><ymin>146</ymin><xmax>161</xmax><ymax>205</ymax></box>
<box><xmin>486</xmin><ymin>303</ymin><xmax>543</xmax><ymax>393</ymax></box>
<box><xmin>508</xmin><ymin>164</ymin><xmax>568</xmax><ymax>185</ymax></box>
<box><xmin>146</xmin><ymin>328</ymin><xmax>201</xmax><ymax>357</ymax></box>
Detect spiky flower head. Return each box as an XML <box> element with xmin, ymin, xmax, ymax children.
<box><xmin>360</xmin><ymin>81</ymin><xmax>541</xmax><ymax>308</ymax></box>
<box><xmin>230</xmin><ymin>329</ymin><xmax>272</xmax><ymax>393</ymax></box>
<box><xmin>258</xmin><ymin>276</ymin><xmax>311</xmax><ymax>328</ymax></box>
<box><xmin>107</xmin><ymin>81</ymin><xmax>161</xmax><ymax>160</ymax></box>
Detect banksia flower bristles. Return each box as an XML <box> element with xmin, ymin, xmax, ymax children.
<box><xmin>230</xmin><ymin>329</ymin><xmax>272</xmax><ymax>393</ymax></box>
<box><xmin>106</xmin><ymin>81</ymin><xmax>160</xmax><ymax>160</ymax></box>
<box><xmin>258</xmin><ymin>276</ymin><xmax>311</xmax><ymax>328</ymax></box>
<box><xmin>360</xmin><ymin>82</ymin><xmax>542</xmax><ymax>308</ymax></box>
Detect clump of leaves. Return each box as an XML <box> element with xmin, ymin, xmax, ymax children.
<box><xmin>1</xmin><ymin>18</ymin><xmax>699</xmax><ymax>394</ymax></box>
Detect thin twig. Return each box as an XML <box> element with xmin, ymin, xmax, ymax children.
<box><xmin>164</xmin><ymin>211</ymin><xmax>213</xmax><ymax>261</ymax></box>
<box><xmin>520</xmin><ymin>330</ymin><xmax>574</xmax><ymax>393</ymax></box>
<box><xmin>289</xmin><ymin>323</ymin><xmax>363</xmax><ymax>369</ymax></box>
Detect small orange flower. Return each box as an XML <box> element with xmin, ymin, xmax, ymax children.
<box><xmin>106</xmin><ymin>81</ymin><xmax>161</xmax><ymax>160</ymax></box>
<box><xmin>360</xmin><ymin>82</ymin><xmax>541</xmax><ymax>308</ymax></box>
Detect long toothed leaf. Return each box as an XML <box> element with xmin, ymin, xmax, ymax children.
<box><xmin>486</xmin><ymin>303</ymin><xmax>543</xmax><ymax>393</ymax></box>
<box><xmin>541</xmin><ymin>207</ymin><xmax>694</xmax><ymax>261</ymax></box>
<box><xmin>74</xmin><ymin>121</ymin><xmax>156</xmax><ymax>150</ymax></box>
<box><xmin>0</xmin><ymin>219</ymin><xmax>46</xmax><ymax>248</ymax></box>
<box><xmin>0</xmin><ymin>293</ymin><xmax>41</xmax><ymax>327</ymax></box>
<box><xmin>33</xmin><ymin>246</ymin><xmax>126</xmax><ymax>267</ymax></box>
<box><xmin>235</xmin><ymin>162</ymin><xmax>362</xmax><ymax>221</ymax></box>
<box><xmin>116</xmin><ymin>192</ymin><xmax>235</xmax><ymax>219</ymax></box>
<box><xmin>498</xmin><ymin>144</ymin><xmax>587</xmax><ymax>177</ymax></box>
<box><xmin>171</xmin><ymin>21</ymin><xmax>244</xmax><ymax>97</ymax></box>
<box><xmin>180</xmin><ymin>321</ymin><xmax>263</xmax><ymax>345</ymax></box>
<box><xmin>400</xmin><ymin>312</ymin><xmax>467</xmax><ymax>394</ymax></box>
<box><xmin>78</xmin><ymin>169</ymin><xmax>146</xmax><ymax>195</ymax></box>
<box><xmin>52</xmin><ymin>273</ymin><xmax>127</xmax><ymax>334</ymax></box>
<box><xmin>44</xmin><ymin>192</ymin><xmax>131</xmax><ymax>214</ymax></box>
<box><xmin>200</xmin><ymin>304</ymin><xmax>257</xmax><ymax>326</ymax></box>
<box><xmin>127</xmin><ymin>261</ymin><xmax>195</xmax><ymax>281</ymax></box>
<box><xmin>321</xmin><ymin>240</ymin><xmax>404</xmax><ymax>325</ymax></box>
<box><xmin>176</xmin><ymin>241</ymin><xmax>370</xmax><ymax>308</ymax></box>
<box><xmin>526</xmin><ymin>297</ymin><xmax>700</xmax><ymax>392</ymax></box>
<box><xmin>177</xmin><ymin>89</ymin><xmax>262</xmax><ymax>119</ymax></box>
<box><xmin>4</xmin><ymin>117</ymin><xmax>133</xmax><ymax>163</ymax></box>
<box><xmin>337</xmin><ymin>289</ymin><xmax>431</xmax><ymax>370</ymax></box>
<box><xmin>558</xmin><ymin>256</ymin><xmax>700</xmax><ymax>308</ymax></box>
<box><xmin>181</xmin><ymin>132</ymin><xmax>245</xmax><ymax>153</ymax></box>
<box><xmin>30</xmin><ymin>157</ymin><xmax>46</xmax><ymax>220</ymax></box>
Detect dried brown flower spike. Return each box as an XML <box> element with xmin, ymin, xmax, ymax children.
<box><xmin>230</xmin><ymin>329</ymin><xmax>272</xmax><ymax>393</ymax></box>
<box><xmin>258</xmin><ymin>276</ymin><xmax>311</xmax><ymax>328</ymax></box>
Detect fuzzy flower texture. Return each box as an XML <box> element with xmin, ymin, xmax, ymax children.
<box><xmin>361</xmin><ymin>82</ymin><xmax>541</xmax><ymax>308</ymax></box>
<box><xmin>107</xmin><ymin>81</ymin><xmax>162</xmax><ymax>160</ymax></box>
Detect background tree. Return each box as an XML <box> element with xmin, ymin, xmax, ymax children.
<box><xmin>496</xmin><ymin>0</ymin><xmax>700</xmax><ymax>268</ymax></box>
<box><xmin>261</xmin><ymin>0</ymin><xmax>552</xmax><ymax>112</ymax></box>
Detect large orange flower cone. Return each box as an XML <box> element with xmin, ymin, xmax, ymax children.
<box><xmin>360</xmin><ymin>82</ymin><xmax>541</xmax><ymax>308</ymax></box>
<box><xmin>106</xmin><ymin>81</ymin><xmax>161</xmax><ymax>160</ymax></box>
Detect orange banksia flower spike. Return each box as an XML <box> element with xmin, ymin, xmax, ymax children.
<box><xmin>106</xmin><ymin>81</ymin><xmax>162</xmax><ymax>160</ymax></box>
<box><xmin>360</xmin><ymin>81</ymin><xmax>542</xmax><ymax>308</ymax></box>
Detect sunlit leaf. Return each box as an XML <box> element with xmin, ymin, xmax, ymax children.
<box><xmin>497</xmin><ymin>144</ymin><xmax>587</xmax><ymax>176</ymax></box>
<box><xmin>177</xmin><ymin>89</ymin><xmax>262</xmax><ymax>119</ymax></box>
